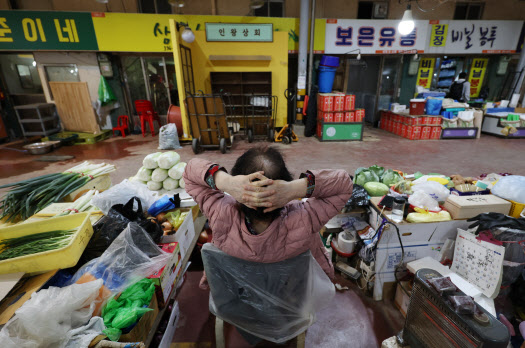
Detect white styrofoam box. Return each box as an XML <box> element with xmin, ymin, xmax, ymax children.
<box><xmin>159</xmin><ymin>302</ymin><xmax>180</xmax><ymax>348</ymax></box>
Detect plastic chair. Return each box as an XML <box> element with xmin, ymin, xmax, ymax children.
<box><xmin>112</xmin><ymin>115</ymin><xmax>129</xmax><ymax>138</ymax></box>
<box><xmin>134</xmin><ymin>100</ymin><xmax>162</xmax><ymax>137</ymax></box>
<box><xmin>201</xmin><ymin>243</ymin><xmax>334</xmax><ymax>347</ymax></box>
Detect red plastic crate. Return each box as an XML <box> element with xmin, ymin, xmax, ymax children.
<box><xmin>333</xmin><ymin>94</ymin><xmax>345</xmax><ymax>111</ymax></box>
<box><xmin>318</xmin><ymin>94</ymin><xmax>334</xmax><ymax>112</ymax></box>
<box><xmin>344</xmin><ymin>95</ymin><xmax>356</xmax><ymax>111</ymax></box>
<box><xmin>334</xmin><ymin>112</ymin><xmax>344</xmax><ymax>122</ymax></box>
<box><xmin>421</xmin><ymin>126</ymin><xmax>432</xmax><ymax>139</ymax></box>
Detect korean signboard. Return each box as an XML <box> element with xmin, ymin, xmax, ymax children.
<box><xmin>0</xmin><ymin>11</ymin><xmax>98</xmax><ymax>50</ymax></box>
<box><xmin>205</xmin><ymin>23</ymin><xmax>273</xmax><ymax>42</ymax></box>
<box><xmin>426</xmin><ymin>20</ymin><xmax>523</xmax><ymax>54</ymax></box>
<box><xmin>468</xmin><ymin>58</ymin><xmax>488</xmax><ymax>98</ymax></box>
<box><xmin>416</xmin><ymin>58</ymin><xmax>435</xmax><ymax>89</ymax></box>
<box><xmin>324</xmin><ymin>19</ymin><xmax>428</xmax><ymax>54</ymax></box>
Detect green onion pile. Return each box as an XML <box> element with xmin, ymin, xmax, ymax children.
<box><xmin>0</xmin><ymin>229</ymin><xmax>76</xmax><ymax>261</ymax></box>
<box><xmin>0</xmin><ymin>162</ymin><xmax>115</xmax><ymax>222</ymax></box>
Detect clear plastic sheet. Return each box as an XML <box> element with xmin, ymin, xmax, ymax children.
<box><xmin>201</xmin><ymin>243</ymin><xmax>335</xmax><ymax>344</ymax></box>
<box><xmin>91</xmin><ymin>179</ymin><xmax>158</xmax><ymax>215</ymax></box>
<box><xmin>492</xmin><ymin>228</ymin><xmax>525</xmax><ymax>288</ymax></box>
<box><xmin>0</xmin><ymin>279</ymin><xmax>103</xmax><ymax>348</ymax></box>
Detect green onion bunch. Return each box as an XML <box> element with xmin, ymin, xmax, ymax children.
<box><xmin>0</xmin><ymin>229</ymin><xmax>76</xmax><ymax>261</ymax></box>
<box><xmin>0</xmin><ymin>161</ymin><xmax>115</xmax><ymax>222</ymax></box>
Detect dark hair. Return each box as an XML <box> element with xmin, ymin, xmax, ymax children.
<box><xmin>231</xmin><ymin>146</ymin><xmax>293</xmax><ymax>221</ymax></box>
<box><xmin>459</xmin><ymin>72</ymin><xmax>467</xmax><ymax>79</ymax></box>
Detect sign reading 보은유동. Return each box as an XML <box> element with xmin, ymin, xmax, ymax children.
<box><xmin>469</xmin><ymin>58</ymin><xmax>488</xmax><ymax>98</ymax></box>
<box><xmin>205</xmin><ymin>23</ymin><xmax>273</xmax><ymax>42</ymax></box>
<box><xmin>0</xmin><ymin>11</ymin><xmax>98</xmax><ymax>50</ymax></box>
<box><xmin>324</xmin><ymin>19</ymin><xmax>428</xmax><ymax>54</ymax></box>
<box><xmin>416</xmin><ymin>58</ymin><xmax>435</xmax><ymax>89</ymax></box>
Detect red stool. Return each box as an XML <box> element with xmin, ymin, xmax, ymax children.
<box><xmin>112</xmin><ymin>115</ymin><xmax>129</xmax><ymax>138</ymax></box>
<box><xmin>134</xmin><ymin>100</ymin><xmax>162</xmax><ymax>137</ymax></box>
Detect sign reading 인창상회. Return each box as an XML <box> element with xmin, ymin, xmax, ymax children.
<box><xmin>205</xmin><ymin>23</ymin><xmax>273</xmax><ymax>42</ymax></box>
<box><xmin>0</xmin><ymin>10</ymin><xmax>98</xmax><ymax>50</ymax></box>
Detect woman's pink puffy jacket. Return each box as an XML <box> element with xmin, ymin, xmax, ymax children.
<box><xmin>183</xmin><ymin>158</ymin><xmax>353</xmax><ymax>283</ymax></box>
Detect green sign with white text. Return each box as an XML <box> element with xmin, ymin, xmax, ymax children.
<box><xmin>0</xmin><ymin>11</ymin><xmax>98</xmax><ymax>50</ymax></box>
<box><xmin>205</xmin><ymin>23</ymin><xmax>273</xmax><ymax>42</ymax></box>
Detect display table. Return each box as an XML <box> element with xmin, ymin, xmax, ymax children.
<box><xmin>367</xmin><ymin>197</ymin><xmax>469</xmax><ymax>301</ymax></box>
<box><xmin>482</xmin><ymin>111</ymin><xmax>525</xmax><ymax>138</ymax></box>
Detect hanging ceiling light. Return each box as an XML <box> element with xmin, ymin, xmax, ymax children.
<box><xmin>168</xmin><ymin>0</ymin><xmax>185</xmax><ymax>7</ymax></box>
<box><xmin>398</xmin><ymin>4</ymin><xmax>415</xmax><ymax>36</ymax></box>
<box><xmin>181</xmin><ymin>26</ymin><xmax>195</xmax><ymax>43</ymax></box>
<box><xmin>413</xmin><ymin>53</ymin><xmax>419</xmax><ymax>60</ymax></box>
<box><xmin>250</xmin><ymin>0</ymin><xmax>265</xmax><ymax>9</ymax></box>
<box><xmin>357</xmin><ymin>53</ymin><xmax>361</xmax><ymax>60</ymax></box>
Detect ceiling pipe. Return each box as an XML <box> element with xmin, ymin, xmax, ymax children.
<box><xmin>297</xmin><ymin>0</ymin><xmax>310</xmax><ymax>93</ymax></box>
<box><xmin>211</xmin><ymin>0</ymin><xmax>217</xmax><ymax>15</ymax></box>
<box><xmin>307</xmin><ymin>0</ymin><xmax>316</xmax><ymax>95</ymax></box>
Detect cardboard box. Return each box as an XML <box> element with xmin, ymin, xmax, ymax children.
<box><xmin>356</xmin><ymin>109</ymin><xmax>365</xmax><ymax>122</ymax></box>
<box><xmin>159</xmin><ymin>302</ymin><xmax>181</xmax><ymax>348</ymax></box>
<box><xmin>421</xmin><ymin>126</ymin><xmax>431</xmax><ymax>139</ymax></box>
<box><xmin>318</xmin><ymin>111</ymin><xmax>334</xmax><ymax>122</ymax></box>
<box><xmin>400</xmin><ymin>124</ymin><xmax>407</xmax><ymax>138</ymax></box>
<box><xmin>0</xmin><ymin>270</ymin><xmax>57</xmax><ymax>325</ymax></box>
<box><xmin>443</xmin><ymin>194</ymin><xmax>512</xmax><ymax>220</ymax></box>
<box><xmin>345</xmin><ymin>111</ymin><xmax>355</xmax><ymax>122</ymax></box>
<box><xmin>148</xmin><ymin>242</ymin><xmax>181</xmax><ymax>304</ymax></box>
<box><xmin>394</xmin><ymin>281</ymin><xmax>412</xmax><ymax>317</ymax></box>
<box><xmin>318</xmin><ymin>93</ymin><xmax>334</xmax><ymax>112</ymax></box>
<box><xmin>406</xmin><ymin>125</ymin><xmax>421</xmax><ymax>140</ymax></box>
<box><xmin>120</xmin><ymin>295</ymin><xmax>159</xmax><ymax>343</ymax></box>
<box><xmin>430</xmin><ymin>126</ymin><xmax>441</xmax><ymax>139</ymax></box>
<box><xmin>344</xmin><ymin>94</ymin><xmax>356</xmax><ymax>111</ymax></box>
<box><xmin>334</xmin><ymin>112</ymin><xmax>344</xmax><ymax>122</ymax></box>
<box><xmin>333</xmin><ymin>94</ymin><xmax>345</xmax><ymax>111</ymax></box>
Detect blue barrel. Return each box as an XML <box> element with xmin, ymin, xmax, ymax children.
<box><xmin>318</xmin><ymin>66</ymin><xmax>337</xmax><ymax>93</ymax></box>
<box><xmin>320</xmin><ymin>55</ymin><xmax>340</xmax><ymax>67</ymax></box>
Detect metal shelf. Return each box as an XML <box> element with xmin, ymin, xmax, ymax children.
<box><xmin>19</xmin><ymin>116</ymin><xmax>56</xmax><ymax>124</ymax></box>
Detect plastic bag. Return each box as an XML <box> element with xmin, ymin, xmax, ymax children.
<box><xmin>158</xmin><ymin>124</ymin><xmax>182</xmax><ymax>150</ymax></box>
<box><xmin>491</xmin><ymin>175</ymin><xmax>525</xmax><ymax>204</ymax></box>
<box><xmin>408</xmin><ymin>191</ymin><xmax>441</xmax><ymax>211</ymax></box>
<box><xmin>202</xmin><ymin>243</ymin><xmax>335</xmax><ymax>344</ymax></box>
<box><xmin>428</xmin><ymin>276</ymin><xmax>456</xmax><ymax>295</ymax></box>
<box><xmin>148</xmin><ymin>194</ymin><xmax>181</xmax><ymax>217</ymax></box>
<box><xmin>412</xmin><ymin>181</ymin><xmax>450</xmax><ymax>202</ymax></box>
<box><xmin>449</xmin><ymin>296</ymin><xmax>476</xmax><ymax>314</ymax></box>
<box><xmin>69</xmin><ymin>223</ymin><xmax>170</xmax><ymax>316</ymax></box>
<box><xmin>407</xmin><ymin>209</ymin><xmax>451</xmax><ymax>223</ymax></box>
<box><xmin>343</xmin><ymin>184</ymin><xmax>369</xmax><ymax>211</ymax></box>
<box><xmin>64</xmin><ymin>317</ymin><xmax>105</xmax><ymax>348</ymax></box>
<box><xmin>458</xmin><ymin>110</ymin><xmax>474</xmax><ymax>127</ymax></box>
<box><xmin>0</xmin><ymin>279</ymin><xmax>103</xmax><ymax>348</ymax></box>
<box><xmin>92</xmin><ymin>179</ymin><xmax>158</xmax><ymax>215</ymax></box>
<box><xmin>98</xmin><ymin>76</ymin><xmax>116</xmax><ymax>106</ymax></box>
<box><xmin>102</xmin><ymin>278</ymin><xmax>156</xmax><ymax>341</ymax></box>
<box><xmin>492</xmin><ymin>228</ymin><xmax>525</xmax><ymax>291</ymax></box>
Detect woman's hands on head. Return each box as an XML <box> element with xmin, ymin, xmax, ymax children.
<box><xmin>214</xmin><ymin>170</ymin><xmax>308</xmax><ymax>211</ymax></box>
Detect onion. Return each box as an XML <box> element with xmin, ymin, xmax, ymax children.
<box><xmin>156</xmin><ymin>212</ymin><xmax>166</xmax><ymax>222</ymax></box>
<box><xmin>162</xmin><ymin>221</ymin><xmax>173</xmax><ymax>231</ymax></box>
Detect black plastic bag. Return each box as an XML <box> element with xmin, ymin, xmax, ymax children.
<box><xmin>79</xmin><ymin>197</ymin><xmax>163</xmax><ymax>265</ymax></box>
<box><xmin>344</xmin><ymin>184</ymin><xmax>369</xmax><ymax>210</ymax></box>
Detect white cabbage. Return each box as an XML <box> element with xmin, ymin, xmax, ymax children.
<box><xmin>151</xmin><ymin>168</ymin><xmax>169</xmax><ymax>182</ymax></box>
<box><xmin>158</xmin><ymin>151</ymin><xmax>181</xmax><ymax>169</ymax></box>
<box><xmin>168</xmin><ymin>162</ymin><xmax>187</xmax><ymax>180</ymax></box>
<box><xmin>143</xmin><ymin>152</ymin><xmax>162</xmax><ymax>169</ymax></box>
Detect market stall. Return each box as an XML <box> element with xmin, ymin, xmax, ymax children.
<box><xmin>482</xmin><ymin>107</ymin><xmax>525</xmax><ymax>138</ymax></box>
<box><xmin>0</xmin><ymin>150</ymin><xmax>207</xmax><ymax>347</ymax></box>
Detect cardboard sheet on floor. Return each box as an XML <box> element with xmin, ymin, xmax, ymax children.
<box><xmin>0</xmin><ymin>272</ymin><xmax>24</xmax><ymax>302</ymax></box>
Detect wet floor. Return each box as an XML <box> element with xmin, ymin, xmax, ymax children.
<box><xmin>1</xmin><ymin>125</ymin><xmax>524</xmax><ymax>187</ymax></box>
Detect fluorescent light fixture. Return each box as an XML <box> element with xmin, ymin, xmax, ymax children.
<box><xmin>398</xmin><ymin>5</ymin><xmax>415</xmax><ymax>36</ymax></box>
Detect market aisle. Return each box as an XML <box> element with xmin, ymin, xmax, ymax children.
<box><xmin>1</xmin><ymin>126</ymin><xmax>524</xmax><ymax>188</ymax></box>
<box><xmin>172</xmin><ymin>271</ymin><xmax>403</xmax><ymax>348</ymax></box>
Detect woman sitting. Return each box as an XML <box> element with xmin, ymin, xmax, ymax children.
<box><xmin>183</xmin><ymin>146</ymin><xmax>353</xmax><ymax>287</ymax></box>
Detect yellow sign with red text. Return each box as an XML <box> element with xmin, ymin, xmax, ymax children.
<box><xmin>469</xmin><ymin>58</ymin><xmax>488</xmax><ymax>98</ymax></box>
<box><xmin>416</xmin><ymin>58</ymin><xmax>435</xmax><ymax>89</ymax></box>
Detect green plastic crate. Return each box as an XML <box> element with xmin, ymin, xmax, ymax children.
<box><xmin>317</xmin><ymin>121</ymin><xmax>363</xmax><ymax>141</ymax></box>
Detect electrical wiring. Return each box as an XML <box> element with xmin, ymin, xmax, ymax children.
<box><xmin>398</xmin><ymin>0</ymin><xmax>452</xmax><ymax>13</ymax></box>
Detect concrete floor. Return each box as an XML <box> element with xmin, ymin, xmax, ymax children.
<box><xmin>1</xmin><ymin>125</ymin><xmax>524</xmax><ymax>187</ymax></box>
<box><xmin>1</xmin><ymin>126</ymin><xmax>524</xmax><ymax>347</ymax></box>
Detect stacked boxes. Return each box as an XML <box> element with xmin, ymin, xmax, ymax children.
<box><xmin>317</xmin><ymin>93</ymin><xmax>363</xmax><ymax>141</ymax></box>
<box><xmin>380</xmin><ymin>111</ymin><xmax>442</xmax><ymax>140</ymax></box>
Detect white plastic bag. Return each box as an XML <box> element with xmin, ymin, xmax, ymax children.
<box><xmin>492</xmin><ymin>175</ymin><xmax>525</xmax><ymax>204</ymax></box>
<box><xmin>64</xmin><ymin>317</ymin><xmax>105</xmax><ymax>348</ymax></box>
<box><xmin>412</xmin><ymin>181</ymin><xmax>450</xmax><ymax>202</ymax></box>
<box><xmin>0</xmin><ymin>280</ymin><xmax>103</xmax><ymax>348</ymax></box>
<box><xmin>91</xmin><ymin>179</ymin><xmax>158</xmax><ymax>215</ymax></box>
<box><xmin>158</xmin><ymin>124</ymin><xmax>182</xmax><ymax>150</ymax></box>
<box><xmin>408</xmin><ymin>190</ymin><xmax>441</xmax><ymax>212</ymax></box>
<box><xmin>202</xmin><ymin>243</ymin><xmax>335</xmax><ymax>343</ymax></box>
